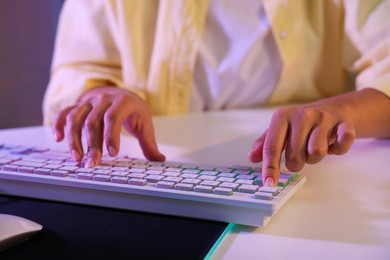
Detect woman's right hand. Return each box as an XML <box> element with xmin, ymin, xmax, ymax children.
<box><xmin>52</xmin><ymin>86</ymin><xmax>166</xmax><ymax>167</ymax></box>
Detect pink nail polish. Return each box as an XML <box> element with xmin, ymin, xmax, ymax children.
<box><xmin>85</xmin><ymin>158</ymin><xmax>96</xmax><ymax>168</ymax></box>
<box><xmin>265</xmin><ymin>177</ymin><xmax>275</xmax><ymax>187</ymax></box>
<box><xmin>108</xmin><ymin>146</ymin><xmax>117</xmax><ymax>156</ymax></box>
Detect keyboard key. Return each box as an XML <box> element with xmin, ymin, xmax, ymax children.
<box><xmin>194</xmin><ymin>185</ymin><xmax>213</xmax><ymax>193</ymax></box>
<box><xmin>180</xmin><ymin>173</ymin><xmax>198</xmax><ymax>179</ymax></box>
<box><xmin>238</xmin><ymin>185</ymin><xmax>259</xmax><ymax>194</ymax></box>
<box><xmin>278</xmin><ymin>178</ymin><xmax>289</xmax><ymax>186</ymax></box>
<box><xmin>11</xmin><ymin>161</ymin><xmax>45</xmax><ymax>168</ymax></box>
<box><xmin>216</xmin><ymin>177</ymin><xmax>235</xmax><ymax>183</ymax></box>
<box><xmin>182</xmin><ymin>169</ymin><xmax>201</xmax><ymax>174</ymax></box>
<box><xmin>110</xmin><ymin>171</ymin><xmax>128</xmax><ymax>177</ymax></box>
<box><xmin>111</xmin><ymin>176</ymin><xmax>129</xmax><ymax>184</ymax></box>
<box><xmin>51</xmin><ymin>170</ymin><xmax>69</xmax><ymax>177</ymax></box>
<box><xmin>236</xmin><ymin>174</ymin><xmax>255</xmax><ymax>180</ymax></box>
<box><xmin>162</xmin><ymin>171</ymin><xmax>181</xmax><ymax>177</ymax></box>
<box><xmin>18</xmin><ymin>166</ymin><xmax>35</xmax><ymax>173</ymax></box>
<box><xmin>128</xmin><ymin>168</ymin><xmax>146</xmax><ymax>173</ymax></box>
<box><xmin>43</xmin><ymin>164</ymin><xmax>62</xmax><ymax>170</ymax></box>
<box><xmin>213</xmin><ymin>187</ymin><xmax>233</xmax><ymax>196</ymax></box>
<box><xmin>181</xmin><ymin>178</ymin><xmax>202</xmax><ymax>185</ymax></box>
<box><xmin>75</xmin><ymin>168</ymin><xmax>95</xmax><ymax>173</ymax></box>
<box><xmin>59</xmin><ymin>166</ymin><xmax>79</xmax><ymax>172</ymax></box>
<box><xmin>34</xmin><ymin>168</ymin><xmax>51</xmax><ymax>175</ymax></box>
<box><xmin>156</xmin><ymin>181</ymin><xmax>175</xmax><ymax>189</ymax></box>
<box><xmin>163</xmin><ymin>177</ymin><xmax>183</xmax><ymax>183</ymax></box>
<box><xmin>93</xmin><ymin>175</ymin><xmax>111</xmax><ymax>182</ymax></box>
<box><xmin>2</xmin><ymin>165</ymin><xmax>18</xmax><ymax>171</ymax></box>
<box><xmin>219</xmin><ymin>182</ymin><xmax>239</xmax><ymax>191</ymax></box>
<box><xmin>145</xmin><ymin>169</ymin><xmax>164</xmax><ymax>175</ymax></box>
<box><xmin>93</xmin><ymin>169</ymin><xmax>113</xmax><ymax>175</ymax></box>
<box><xmin>175</xmin><ymin>183</ymin><xmax>194</xmax><ymax>191</ymax></box>
<box><xmin>145</xmin><ymin>175</ymin><xmax>164</xmax><ymax>183</ymax></box>
<box><xmin>218</xmin><ymin>172</ymin><xmax>236</xmax><ymax>178</ymax></box>
<box><xmin>235</xmin><ymin>179</ymin><xmax>254</xmax><ymax>185</ymax></box>
<box><xmin>76</xmin><ymin>173</ymin><xmax>94</xmax><ymax>180</ymax></box>
<box><xmin>199</xmin><ymin>171</ymin><xmax>219</xmax><ymax>176</ymax></box>
<box><xmin>258</xmin><ymin>186</ymin><xmax>281</xmax><ymax>196</ymax></box>
<box><xmin>254</xmin><ymin>192</ymin><xmax>274</xmax><ymax>200</ymax></box>
<box><xmin>200</xmin><ymin>180</ymin><xmax>220</xmax><ymax>188</ymax></box>
<box><xmin>128</xmin><ymin>173</ymin><xmax>146</xmax><ymax>179</ymax></box>
<box><xmin>129</xmin><ymin>178</ymin><xmax>147</xmax><ymax>186</ymax></box>
<box><xmin>198</xmin><ymin>175</ymin><xmax>217</xmax><ymax>181</ymax></box>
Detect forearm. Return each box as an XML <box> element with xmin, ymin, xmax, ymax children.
<box><xmin>313</xmin><ymin>88</ymin><xmax>390</xmax><ymax>139</ymax></box>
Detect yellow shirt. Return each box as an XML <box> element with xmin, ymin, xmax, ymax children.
<box><xmin>43</xmin><ymin>0</ymin><xmax>390</xmax><ymax>126</ymax></box>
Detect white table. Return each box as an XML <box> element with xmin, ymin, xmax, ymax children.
<box><xmin>1</xmin><ymin>109</ymin><xmax>390</xmax><ymax>260</ymax></box>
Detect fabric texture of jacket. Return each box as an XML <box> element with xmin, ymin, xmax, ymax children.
<box><xmin>43</xmin><ymin>0</ymin><xmax>390</xmax><ymax>125</ymax></box>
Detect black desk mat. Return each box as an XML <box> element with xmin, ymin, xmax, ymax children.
<box><xmin>0</xmin><ymin>195</ymin><xmax>228</xmax><ymax>260</ymax></box>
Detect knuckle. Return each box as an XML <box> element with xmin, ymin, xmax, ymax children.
<box><xmin>94</xmin><ymin>93</ymin><xmax>110</xmax><ymax>104</ymax></box>
<box><xmin>300</xmin><ymin>107</ymin><xmax>316</xmax><ymax>123</ymax></box>
<box><xmin>263</xmin><ymin>142</ymin><xmax>279</xmax><ymax>156</ymax></box>
<box><xmin>104</xmin><ymin>110</ymin><xmax>120</xmax><ymax>124</ymax></box>
<box><xmin>112</xmin><ymin>94</ymin><xmax>132</xmax><ymax>108</ymax></box>
<box><xmin>84</xmin><ymin>119</ymin><xmax>99</xmax><ymax>130</ymax></box>
<box><xmin>262</xmin><ymin>165</ymin><xmax>279</xmax><ymax>176</ymax></box>
<box><xmin>272</xmin><ymin>107</ymin><xmax>291</xmax><ymax>119</ymax></box>
<box><xmin>66</xmin><ymin>114</ymin><xmax>81</xmax><ymax>131</ymax></box>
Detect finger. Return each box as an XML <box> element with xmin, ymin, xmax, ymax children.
<box><xmin>53</xmin><ymin>106</ymin><xmax>76</xmax><ymax>142</ymax></box>
<box><xmin>306</xmin><ymin>123</ymin><xmax>332</xmax><ymax>164</ymax></box>
<box><xmin>262</xmin><ymin>111</ymin><xmax>289</xmax><ymax>187</ymax></box>
<box><xmin>104</xmin><ymin>104</ymin><xmax>125</xmax><ymax>157</ymax></box>
<box><xmin>284</xmin><ymin>120</ymin><xmax>312</xmax><ymax>172</ymax></box>
<box><xmin>328</xmin><ymin>122</ymin><xmax>356</xmax><ymax>155</ymax></box>
<box><xmin>65</xmin><ymin>103</ymin><xmax>92</xmax><ymax>161</ymax></box>
<box><xmin>247</xmin><ymin>130</ymin><xmax>267</xmax><ymax>163</ymax></box>
<box><xmin>126</xmin><ymin>114</ymin><xmax>165</xmax><ymax>162</ymax></box>
<box><xmin>84</xmin><ymin>103</ymin><xmax>111</xmax><ymax>167</ymax></box>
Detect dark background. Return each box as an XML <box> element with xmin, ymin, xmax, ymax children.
<box><xmin>0</xmin><ymin>0</ymin><xmax>65</xmax><ymax>128</ymax></box>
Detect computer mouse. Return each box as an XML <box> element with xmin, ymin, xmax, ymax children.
<box><xmin>0</xmin><ymin>214</ymin><xmax>43</xmax><ymax>251</ymax></box>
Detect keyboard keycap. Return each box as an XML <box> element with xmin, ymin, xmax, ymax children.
<box><xmin>213</xmin><ymin>187</ymin><xmax>233</xmax><ymax>196</ymax></box>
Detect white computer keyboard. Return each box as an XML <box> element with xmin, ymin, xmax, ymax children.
<box><xmin>0</xmin><ymin>143</ymin><xmax>305</xmax><ymax>227</ymax></box>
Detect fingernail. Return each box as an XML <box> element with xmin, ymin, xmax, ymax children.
<box><xmin>72</xmin><ymin>149</ymin><xmax>81</xmax><ymax>161</ymax></box>
<box><xmin>108</xmin><ymin>146</ymin><xmax>117</xmax><ymax>157</ymax></box>
<box><xmin>85</xmin><ymin>158</ymin><xmax>96</xmax><ymax>168</ymax></box>
<box><xmin>159</xmin><ymin>153</ymin><xmax>166</xmax><ymax>161</ymax></box>
<box><xmin>265</xmin><ymin>177</ymin><xmax>275</xmax><ymax>187</ymax></box>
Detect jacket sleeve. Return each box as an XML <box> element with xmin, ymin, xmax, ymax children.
<box><xmin>42</xmin><ymin>0</ymin><xmax>150</xmax><ymax>126</ymax></box>
<box><xmin>344</xmin><ymin>0</ymin><xmax>390</xmax><ymax>98</ymax></box>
